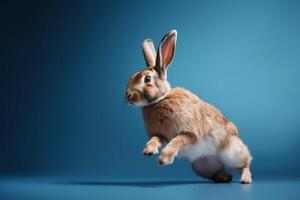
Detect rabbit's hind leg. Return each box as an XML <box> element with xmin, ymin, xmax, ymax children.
<box><xmin>192</xmin><ymin>156</ymin><xmax>232</xmax><ymax>183</ymax></box>
<box><xmin>219</xmin><ymin>136</ymin><xmax>252</xmax><ymax>184</ymax></box>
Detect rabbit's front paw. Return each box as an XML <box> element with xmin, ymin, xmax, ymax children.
<box><xmin>143</xmin><ymin>146</ymin><xmax>159</xmax><ymax>156</ymax></box>
<box><xmin>157</xmin><ymin>155</ymin><xmax>174</xmax><ymax>165</ymax></box>
<box><xmin>156</xmin><ymin>148</ymin><xmax>176</xmax><ymax>165</ymax></box>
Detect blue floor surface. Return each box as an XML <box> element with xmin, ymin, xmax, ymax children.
<box><xmin>0</xmin><ymin>178</ymin><xmax>299</xmax><ymax>200</ymax></box>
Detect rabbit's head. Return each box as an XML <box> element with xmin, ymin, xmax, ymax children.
<box><xmin>126</xmin><ymin>30</ymin><xmax>177</xmax><ymax>106</ymax></box>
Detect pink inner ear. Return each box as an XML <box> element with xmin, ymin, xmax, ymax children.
<box><xmin>161</xmin><ymin>37</ymin><xmax>175</xmax><ymax>69</ymax></box>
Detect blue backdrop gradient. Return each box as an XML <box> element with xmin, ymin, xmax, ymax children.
<box><xmin>1</xmin><ymin>0</ymin><xmax>300</xmax><ymax>181</ymax></box>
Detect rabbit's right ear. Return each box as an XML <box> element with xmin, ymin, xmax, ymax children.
<box><xmin>142</xmin><ymin>39</ymin><xmax>156</xmax><ymax>67</ymax></box>
<box><xmin>155</xmin><ymin>30</ymin><xmax>177</xmax><ymax>79</ymax></box>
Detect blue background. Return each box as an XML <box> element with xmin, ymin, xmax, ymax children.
<box><xmin>2</xmin><ymin>0</ymin><xmax>300</xmax><ymax>183</ymax></box>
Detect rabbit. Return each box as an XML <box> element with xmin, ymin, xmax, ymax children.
<box><xmin>125</xmin><ymin>30</ymin><xmax>252</xmax><ymax>184</ymax></box>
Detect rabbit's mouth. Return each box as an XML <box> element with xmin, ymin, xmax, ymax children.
<box><xmin>125</xmin><ymin>89</ymin><xmax>141</xmax><ymax>104</ymax></box>
<box><xmin>125</xmin><ymin>87</ymin><xmax>169</xmax><ymax>107</ymax></box>
<box><xmin>127</xmin><ymin>100</ymin><xmax>135</xmax><ymax>105</ymax></box>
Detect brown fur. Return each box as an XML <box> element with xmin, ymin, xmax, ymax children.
<box><xmin>129</xmin><ymin>70</ymin><xmax>152</xmax><ymax>86</ymax></box>
<box><xmin>142</xmin><ymin>87</ymin><xmax>234</xmax><ymax>147</ymax></box>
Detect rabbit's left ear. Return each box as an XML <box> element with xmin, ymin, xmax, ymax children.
<box><xmin>155</xmin><ymin>30</ymin><xmax>177</xmax><ymax>78</ymax></box>
<box><xmin>142</xmin><ymin>39</ymin><xmax>156</xmax><ymax>67</ymax></box>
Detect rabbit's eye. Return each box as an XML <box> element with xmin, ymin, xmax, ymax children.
<box><xmin>144</xmin><ymin>75</ymin><xmax>151</xmax><ymax>83</ymax></box>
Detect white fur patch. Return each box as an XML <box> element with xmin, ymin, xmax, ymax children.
<box><xmin>218</xmin><ymin>136</ymin><xmax>249</xmax><ymax>169</ymax></box>
<box><xmin>178</xmin><ymin>139</ymin><xmax>217</xmax><ymax>162</ymax></box>
<box><xmin>134</xmin><ymin>76</ymin><xmax>144</xmax><ymax>92</ymax></box>
<box><xmin>219</xmin><ymin>148</ymin><xmax>243</xmax><ymax>169</ymax></box>
<box><xmin>129</xmin><ymin>101</ymin><xmax>149</xmax><ymax>107</ymax></box>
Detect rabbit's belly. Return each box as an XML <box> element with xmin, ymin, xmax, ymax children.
<box><xmin>178</xmin><ymin>139</ymin><xmax>217</xmax><ymax>162</ymax></box>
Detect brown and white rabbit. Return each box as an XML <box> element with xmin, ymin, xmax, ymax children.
<box><xmin>125</xmin><ymin>30</ymin><xmax>252</xmax><ymax>184</ymax></box>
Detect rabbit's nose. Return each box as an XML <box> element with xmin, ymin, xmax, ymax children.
<box><xmin>126</xmin><ymin>91</ymin><xmax>134</xmax><ymax>100</ymax></box>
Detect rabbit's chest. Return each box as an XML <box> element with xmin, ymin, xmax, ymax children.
<box><xmin>144</xmin><ymin>116</ymin><xmax>178</xmax><ymax>139</ymax></box>
<box><xmin>141</xmin><ymin>91</ymin><xmax>200</xmax><ymax>140</ymax></box>
<box><xmin>142</xmin><ymin>108</ymin><xmax>180</xmax><ymax>139</ymax></box>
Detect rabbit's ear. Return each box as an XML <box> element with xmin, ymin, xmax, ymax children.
<box><xmin>155</xmin><ymin>30</ymin><xmax>177</xmax><ymax>78</ymax></box>
<box><xmin>142</xmin><ymin>39</ymin><xmax>157</xmax><ymax>67</ymax></box>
